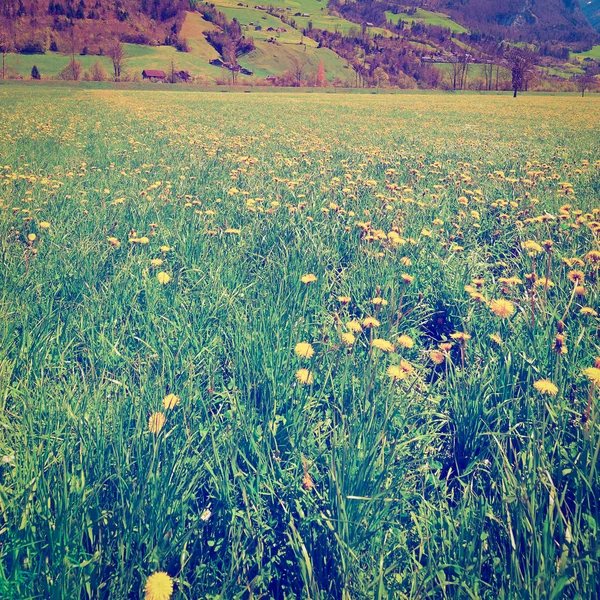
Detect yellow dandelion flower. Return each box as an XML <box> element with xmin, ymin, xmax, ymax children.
<box><xmin>295</xmin><ymin>368</ymin><xmax>314</xmax><ymax>385</ymax></box>
<box><xmin>224</xmin><ymin>228</ymin><xmax>241</xmax><ymax>234</ymax></box>
<box><xmin>27</xmin><ymin>233</ymin><xmax>36</xmax><ymax>242</ymax></box>
<box><xmin>575</xmin><ymin>285</ymin><xmax>586</xmax><ymax>296</ymax></box>
<box><xmin>387</xmin><ymin>365</ymin><xmax>407</xmax><ymax>380</ymax></box>
<box><xmin>148</xmin><ymin>412</ymin><xmax>166</xmax><ymax>434</ymax></box>
<box><xmin>401</xmin><ymin>273</ymin><xmax>414</xmax><ymax>284</ymax></box>
<box><xmin>363</xmin><ymin>317</ymin><xmax>380</xmax><ymax>328</ymax></box>
<box><xmin>39</xmin><ymin>221</ymin><xmax>50</xmax><ymax>229</ymax></box>
<box><xmin>400</xmin><ymin>257</ymin><xmax>412</xmax><ymax>266</ymax></box>
<box><xmin>301</xmin><ymin>273</ymin><xmax>317</xmax><ymax>284</ymax></box>
<box><xmin>372</xmin><ymin>338</ymin><xmax>394</xmax><ymax>352</ymax></box>
<box><xmin>341</xmin><ymin>332</ymin><xmax>356</xmax><ymax>346</ymax></box>
<box><xmin>138</xmin><ymin>236</ymin><xmax>150</xmax><ymax>244</ymax></box>
<box><xmin>150</xmin><ymin>258</ymin><xmax>164</xmax><ymax>267</ymax></box>
<box><xmin>372</xmin><ymin>297</ymin><xmax>388</xmax><ymax>306</ymax></box>
<box><xmin>294</xmin><ymin>342</ymin><xmax>315</xmax><ymax>359</ymax></box>
<box><xmin>338</xmin><ymin>296</ymin><xmax>351</xmax><ymax>304</ymax></box>
<box><xmin>535</xmin><ymin>277</ymin><xmax>554</xmax><ymax>288</ymax></box>
<box><xmin>533</xmin><ymin>379</ymin><xmax>558</xmax><ymax>396</ymax></box>
<box><xmin>163</xmin><ymin>394</ymin><xmax>180</xmax><ymax>410</ymax></box>
<box><xmin>583</xmin><ymin>367</ymin><xmax>600</xmax><ymax>386</ymax></box>
<box><xmin>580</xmin><ymin>307</ymin><xmax>598</xmax><ymax>316</ymax></box>
<box><xmin>157</xmin><ymin>272</ymin><xmax>171</xmax><ymax>284</ymax></box>
<box><xmin>430</xmin><ymin>350</ymin><xmax>445</xmax><ymax>364</ymax></box>
<box><xmin>489</xmin><ymin>299</ymin><xmax>515</xmax><ymax>319</ymax></box>
<box><xmin>522</xmin><ymin>240</ymin><xmax>543</xmax><ymax>255</ymax></box>
<box><xmin>144</xmin><ymin>572</ymin><xmax>173</xmax><ymax>600</ymax></box>
<box><xmin>489</xmin><ymin>333</ymin><xmax>503</xmax><ymax>345</ymax></box>
<box><xmin>346</xmin><ymin>320</ymin><xmax>363</xmax><ymax>333</ymax></box>
<box><xmin>160</xmin><ymin>245</ymin><xmax>171</xmax><ymax>252</ymax></box>
<box><xmin>450</xmin><ymin>332</ymin><xmax>471</xmax><ymax>342</ymax></box>
<box><xmin>107</xmin><ymin>237</ymin><xmax>120</xmax><ymax>247</ymax></box>
<box><xmin>396</xmin><ymin>334</ymin><xmax>414</xmax><ymax>349</ymax></box>
<box><xmin>567</xmin><ymin>270</ymin><xmax>585</xmax><ymax>284</ymax></box>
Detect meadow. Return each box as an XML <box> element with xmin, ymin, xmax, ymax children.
<box><xmin>0</xmin><ymin>84</ymin><xmax>599</xmax><ymax>599</ymax></box>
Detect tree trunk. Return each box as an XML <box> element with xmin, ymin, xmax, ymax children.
<box><xmin>513</xmin><ymin>88</ymin><xmax>517</xmax><ymax>98</ymax></box>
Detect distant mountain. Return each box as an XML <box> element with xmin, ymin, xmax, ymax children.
<box><xmin>579</xmin><ymin>0</ymin><xmax>600</xmax><ymax>30</ymax></box>
<box><xmin>417</xmin><ymin>0</ymin><xmax>598</xmax><ymax>42</ymax></box>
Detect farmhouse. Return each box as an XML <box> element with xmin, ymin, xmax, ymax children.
<box><xmin>142</xmin><ymin>69</ymin><xmax>167</xmax><ymax>81</ymax></box>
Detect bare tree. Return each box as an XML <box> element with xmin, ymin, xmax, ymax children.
<box><xmin>573</xmin><ymin>72</ymin><xmax>597</xmax><ymax>97</ymax></box>
<box><xmin>0</xmin><ymin>29</ymin><xmax>13</xmax><ymax>80</ymax></box>
<box><xmin>451</xmin><ymin>58</ymin><xmax>461</xmax><ymax>90</ymax></box>
<box><xmin>107</xmin><ymin>41</ymin><xmax>125</xmax><ymax>81</ymax></box>
<box><xmin>509</xmin><ymin>48</ymin><xmax>533</xmax><ymax>98</ymax></box>
<box><xmin>289</xmin><ymin>55</ymin><xmax>307</xmax><ymax>86</ymax></box>
<box><xmin>483</xmin><ymin>61</ymin><xmax>494</xmax><ymax>91</ymax></box>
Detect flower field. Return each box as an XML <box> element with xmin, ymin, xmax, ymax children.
<box><xmin>1</xmin><ymin>84</ymin><xmax>600</xmax><ymax>598</ymax></box>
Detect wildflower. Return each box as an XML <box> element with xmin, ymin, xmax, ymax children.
<box><xmin>580</xmin><ymin>307</ymin><xmax>598</xmax><ymax>316</ymax></box>
<box><xmin>498</xmin><ymin>276</ymin><xmax>522</xmax><ymax>286</ymax></box>
<box><xmin>150</xmin><ymin>258</ymin><xmax>164</xmax><ymax>267</ymax></box>
<box><xmin>396</xmin><ymin>334</ymin><xmax>414</xmax><ymax>349</ymax></box>
<box><xmin>430</xmin><ymin>350</ymin><xmax>445</xmax><ymax>364</ymax></box>
<box><xmin>138</xmin><ymin>236</ymin><xmax>150</xmax><ymax>244</ymax></box>
<box><xmin>401</xmin><ymin>273</ymin><xmax>414</xmax><ymax>284</ymax></box>
<box><xmin>522</xmin><ymin>240</ymin><xmax>543</xmax><ymax>255</ymax></box>
<box><xmin>224</xmin><ymin>228</ymin><xmax>241</xmax><ymax>234</ymax></box>
<box><xmin>567</xmin><ymin>270</ymin><xmax>585</xmax><ymax>284</ymax></box>
<box><xmin>585</xmin><ymin>250</ymin><xmax>600</xmax><ymax>264</ymax></box>
<box><xmin>399</xmin><ymin>359</ymin><xmax>414</xmax><ymax>373</ymax></box>
<box><xmin>107</xmin><ymin>237</ymin><xmax>120</xmax><ymax>247</ymax></box>
<box><xmin>39</xmin><ymin>221</ymin><xmax>50</xmax><ymax>229</ymax></box>
<box><xmin>295</xmin><ymin>368</ymin><xmax>314</xmax><ymax>385</ymax></box>
<box><xmin>301</xmin><ymin>273</ymin><xmax>317</xmax><ymax>284</ymax></box>
<box><xmin>439</xmin><ymin>342</ymin><xmax>453</xmax><ymax>352</ymax></box>
<box><xmin>583</xmin><ymin>367</ymin><xmax>600</xmax><ymax>386</ymax></box>
<box><xmin>294</xmin><ymin>342</ymin><xmax>315</xmax><ymax>359</ymax></box>
<box><xmin>160</xmin><ymin>245</ymin><xmax>171</xmax><ymax>252</ymax></box>
<box><xmin>535</xmin><ymin>277</ymin><xmax>554</xmax><ymax>288</ymax></box>
<box><xmin>489</xmin><ymin>333</ymin><xmax>503</xmax><ymax>345</ymax></box>
<box><xmin>346</xmin><ymin>320</ymin><xmax>363</xmax><ymax>333</ymax></box>
<box><xmin>148</xmin><ymin>412</ymin><xmax>166</xmax><ymax>434</ymax></box>
<box><xmin>400</xmin><ymin>257</ymin><xmax>412</xmax><ymax>266</ymax></box>
<box><xmin>27</xmin><ymin>233</ymin><xmax>36</xmax><ymax>242</ymax></box>
<box><xmin>341</xmin><ymin>332</ymin><xmax>356</xmax><ymax>346</ymax></box>
<box><xmin>157</xmin><ymin>272</ymin><xmax>171</xmax><ymax>284</ymax></box>
<box><xmin>372</xmin><ymin>338</ymin><xmax>394</xmax><ymax>352</ymax></box>
<box><xmin>387</xmin><ymin>365</ymin><xmax>407</xmax><ymax>380</ymax></box>
<box><xmin>450</xmin><ymin>332</ymin><xmax>471</xmax><ymax>342</ymax></box>
<box><xmin>533</xmin><ymin>379</ymin><xmax>558</xmax><ymax>396</ymax></box>
<box><xmin>553</xmin><ymin>334</ymin><xmax>567</xmax><ymax>355</ymax></box>
<box><xmin>363</xmin><ymin>317</ymin><xmax>380</xmax><ymax>328</ymax></box>
<box><xmin>575</xmin><ymin>285</ymin><xmax>586</xmax><ymax>296</ymax></box>
<box><xmin>338</xmin><ymin>295</ymin><xmax>351</xmax><ymax>304</ymax></box>
<box><xmin>144</xmin><ymin>572</ymin><xmax>173</xmax><ymax>600</ymax></box>
<box><xmin>163</xmin><ymin>394</ymin><xmax>180</xmax><ymax>410</ymax></box>
<box><xmin>372</xmin><ymin>297</ymin><xmax>388</xmax><ymax>306</ymax></box>
<box><xmin>489</xmin><ymin>299</ymin><xmax>515</xmax><ymax>318</ymax></box>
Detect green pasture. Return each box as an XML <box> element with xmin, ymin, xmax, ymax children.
<box><xmin>385</xmin><ymin>8</ymin><xmax>468</xmax><ymax>34</ymax></box>
<box><xmin>0</xmin><ymin>85</ymin><xmax>599</xmax><ymax>599</ymax></box>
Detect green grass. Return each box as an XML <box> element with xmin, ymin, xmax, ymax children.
<box><xmin>1</xmin><ymin>84</ymin><xmax>600</xmax><ymax>599</ymax></box>
<box><xmin>385</xmin><ymin>8</ymin><xmax>468</xmax><ymax>34</ymax></box>
<box><xmin>572</xmin><ymin>45</ymin><xmax>600</xmax><ymax>60</ymax></box>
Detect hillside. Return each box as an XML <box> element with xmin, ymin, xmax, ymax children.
<box><xmin>580</xmin><ymin>0</ymin><xmax>600</xmax><ymax>31</ymax></box>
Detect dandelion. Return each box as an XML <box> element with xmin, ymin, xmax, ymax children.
<box><xmin>372</xmin><ymin>338</ymin><xmax>394</xmax><ymax>352</ymax></box>
<box><xmin>534</xmin><ymin>277</ymin><xmax>554</xmax><ymax>288</ymax></box>
<box><xmin>522</xmin><ymin>240</ymin><xmax>543</xmax><ymax>255</ymax></box>
<box><xmin>341</xmin><ymin>332</ymin><xmax>356</xmax><ymax>346</ymax></box>
<box><xmin>439</xmin><ymin>342</ymin><xmax>453</xmax><ymax>352</ymax></box>
<box><xmin>450</xmin><ymin>332</ymin><xmax>471</xmax><ymax>342</ymax></box>
<box><xmin>107</xmin><ymin>237</ymin><xmax>120</xmax><ymax>247</ymax></box>
<box><xmin>567</xmin><ymin>270</ymin><xmax>585</xmax><ymax>284</ymax></box>
<box><xmin>301</xmin><ymin>273</ymin><xmax>317</xmax><ymax>284</ymax></box>
<box><xmin>401</xmin><ymin>273</ymin><xmax>414</xmax><ymax>284</ymax></box>
<box><xmin>39</xmin><ymin>221</ymin><xmax>50</xmax><ymax>229</ymax></box>
<box><xmin>148</xmin><ymin>412</ymin><xmax>166</xmax><ymax>434</ymax></box>
<box><xmin>346</xmin><ymin>320</ymin><xmax>363</xmax><ymax>333</ymax></box>
<box><xmin>144</xmin><ymin>572</ymin><xmax>173</xmax><ymax>600</ymax></box>
<box><xmin>27</xmin><ymin>233</ymin><xmax>36</xmax><ymax>242</ymax></box>
<box><xmin>157</xmin><ymin>272</ymin><xmax>171</xmax><ymax>284</ymax></box>
<box><xmin>489</xmin><ymin>333</ymin><xmax>503</xmax><ymax>345</ymax></box>
<box><xmin>430</xmin><ymin>350</ymin><xmax>445</xmax><ymax>364</ymax></box>
<box><xmin>387</xmin><ymin>365</ymin><xmax>407</xmax><ymax>380</ymax></box>
<box><xmin>489</xmin><ymin>299</ymin><xmax>515</xmax><ymax>318</ymax></box>
<box><xmin>295</xmin><ymin>368</ymin><xmax>314</xmax><ymax>385</ymax></box>
<box><xmin>533</xmin><ymin>379</ymin><xmax>558</xmax><ymax>396</ymax></box>
<box><xmin>363</xmin><ymin>316</ymin><xmax>380</xmax><ymax>328</ymax></box>
<box><xmin>294</xmin><ymin>342</ymin><xmax>315</xmax><ymax>359</ymax></box>
<box><xmin>372</xmin><ymin>297</ymin><xmax>388</xmax><ymax>306</ymax></box>
<box><xmin>160</xmin><ymin>245</ymin><xmax>171</xmax><ymax>252</ymax></box>
<box><xmin>396</xmin><ymin>334</ymin><xmax>414</xmax><ymax>349</ymax></box>
<box><xmin>338</xmin><ymin>295</ymin><xmax>351</xmax><ymax>304</ymax></box>
<box><xmin>580</xmin><ymin>307</ymin><xmax>598</xmax><ymax>317</ymax></box>
<box><xmin>163</xmin><ymin>394</ymin><xmax>180</xmax><ymax>410</ymax></box>
<box><xmin>583</xmin><ymin>367</ymin><xmax>600</xmax><ymax>386</ymax></box>
<box><xmin>150</xmin><ymin>258</ymin><xmax>164</xmax><ymax>267</ymax></box>
<box><xmin>400</xmin><ymin>257</ymin><xmax>412</xmax><ymax>266</ymax></box>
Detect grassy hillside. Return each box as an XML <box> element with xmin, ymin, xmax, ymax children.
<box><xmin>386</xmin><ymin>8</ymin><xmax>468</xmax><ymax>34</ymax></box>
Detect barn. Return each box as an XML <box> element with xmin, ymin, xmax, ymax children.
<box><xmin>142</xmin><ymin>70</ymin><xmax>167</xmax><ymax>81</ymax></box>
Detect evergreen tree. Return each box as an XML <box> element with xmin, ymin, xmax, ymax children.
<box><xmin>31</xmin><ymin>65</ymin><xmax>40</xmax><ymax>79</ymax></box>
